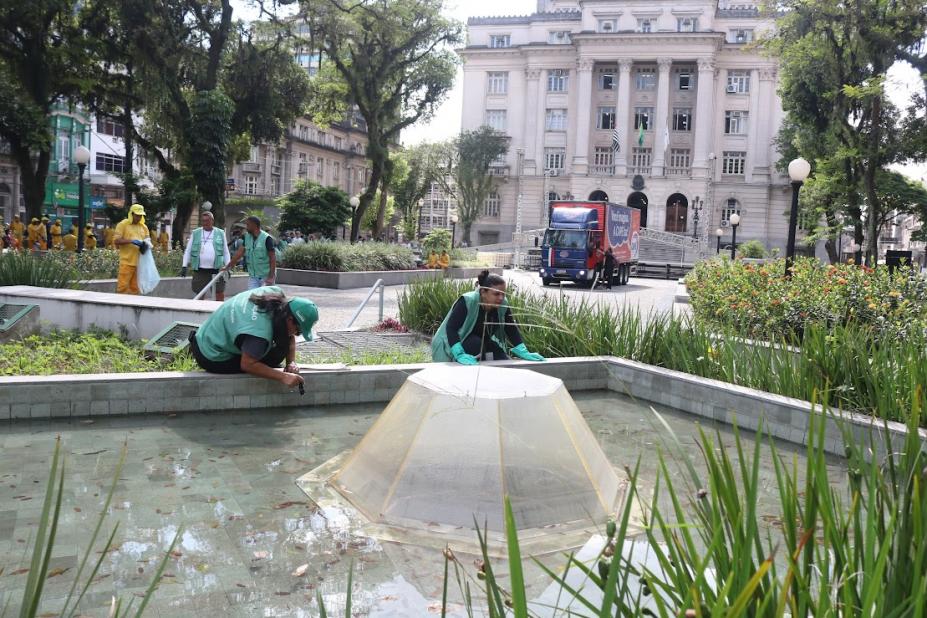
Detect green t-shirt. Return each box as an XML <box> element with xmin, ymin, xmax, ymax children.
<box><xmin>194</xmin><ymin>286</ymin><xmax>283</xmax><ymax>361</ymax></box>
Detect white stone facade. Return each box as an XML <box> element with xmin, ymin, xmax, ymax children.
<box><xmin>459</xmin><ymin>0</ymin><xmax>797</xmax><ymax>252</ymax></box>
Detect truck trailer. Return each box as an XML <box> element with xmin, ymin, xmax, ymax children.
<box><xmin>539</xmin><ymin>201</ymin><xmax>641</xmax><ymax>288</ymax></box>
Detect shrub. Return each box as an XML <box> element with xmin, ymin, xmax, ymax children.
<box><xmin>736</xmin><ymin>238</ymin><xmax>767</xmax><ymax>258</ymax></box>
<box><xmin>398</xmin><ymin>277</ymin><xmax>927</xmax><ymax>424</ymax></box>
<box><xmin>279</xmin><ymin>241</ymin><xmax>414</xmax><ymax>272</ymax></box>
<box><xmin>422</xmin><ymin>228</ymin><xmax>451</xmax><ymax>255</ymax></box>
<box><xmin>685</xmin><ymin>256</ymin><xmax>927</xmax><ymax>340</ymax></box>
<box><xmin>0</xmin><ymin>252</ymin><xmax>80</xmax><ymax>288</ymax></box>
<box><xmin>45</xmin><ymin>248</ymin><xmax>185</xmax><ymax>280</ymax></box>
<box><xmin>280</xmin><ymin>241</ymin><xmax>345</xmax><ymax>271</ymax></box>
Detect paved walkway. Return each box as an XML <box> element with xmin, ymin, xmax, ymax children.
<box><xmin>279</xmin><ymin>270</ymin><xmax>679</xmax><ymax>333</ymax></box>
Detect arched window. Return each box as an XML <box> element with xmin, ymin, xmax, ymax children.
<box><xmin>721</xmin><ymin>198</ymin><xmax>741</xmax><ymax>224</ymax></box>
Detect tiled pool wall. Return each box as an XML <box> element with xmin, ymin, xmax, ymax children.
<box><xmin>0</xmin><ymin>357</ymin><xmax>920</xmax><ymax>458</ymax></box>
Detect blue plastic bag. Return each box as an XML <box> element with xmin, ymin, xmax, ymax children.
<box><xmin>137</xmin><ymin>240</ymin><xmax>160</xmax><ymax>295</ymax></box>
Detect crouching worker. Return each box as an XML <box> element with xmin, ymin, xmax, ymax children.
<box><xmin>431</xmin><ymin>270</ymin><xmax>546</xmax><ymax>365</ymax></box>
<box><xmin>189</xmin><ymin>286</ymin><xmax>318</xmax><ymax>388</ymax></box>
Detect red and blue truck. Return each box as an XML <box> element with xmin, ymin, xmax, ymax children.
<box><xmin>539</xmin><ymin>201</ymin><xmax>641</xmax><ymax>287</ymax></box>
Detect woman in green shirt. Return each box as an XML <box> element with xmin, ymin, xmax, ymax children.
<box><xmin>189</xmin><ymin>286</ymin><xmax>318</xmax><ymax>388</ymax></box>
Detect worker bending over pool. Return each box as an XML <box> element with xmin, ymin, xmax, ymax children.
<box><xmin>432</xmin><ymin>270</ymin><xmax>545</xmax><ymax>364</ymax></box>
<box><xmin>190</xmin><ymin>286</ymin><xmax>317</xmax><ymax>388</ymax></box>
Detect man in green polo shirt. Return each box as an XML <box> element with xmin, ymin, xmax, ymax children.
<box><xmin>189</xmin><ymin>286</ymin><xmax>318</xmax><ymax>388</ymax></box>
<box><xmin>223</xmin><ymin>215</ymin><xmax>276</xmax><ymax>289</ymax></box>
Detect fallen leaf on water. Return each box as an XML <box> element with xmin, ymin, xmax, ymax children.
<box><xmin>46</xmin><ymin>567</ymin><xmax>70</xmax><ymax>579</ymax></box>
<box><xmin>273</xmin><ymin>501</ymin><xmax>307</xmax><ymax>510</ymax></box>
<box><xmin>380</xmin><ymin>595</ymin><xmax>398</xmax><ymax>601</ymax></box>
<box><xmin>274</xmin><ymin>591</ymin><xmax>291</xmax><ymax>596</ymax></box>
<box><xmin>253</xmin><ymin>551</ymin><xmax>269</xmax><ymax>560</ymax></box>
<box><xmin>236</xmin><ymin>583</ymin><xmax>247</xmax><ymax>588</ymax></box>
<box><xmin>9</xmin><ymin>568</ymin><xmax>29</xmax><ymax>576</ymax></box>
<box><xmin>291</xmin><ymin>564</ymin><xmax>309</xmax><ymax>577</ymax></box>
<box><xmin>294</xmin><ymin>544</ymin><xmax>306</xmax><ymax>551</ymax></box>
<box><xmin>169</xmin><ymin>550</ymin><xmax>183</xmax><ymax>559</ymax></box>
<box><xmin>73</xmin><ymin>507</ymin><xmax>82</xmax><ymax>513</ymax></box>
<box><xmin>427</xmin><ymin>602</ymin><xmax>445</xmax><ymax>613</ymax></box>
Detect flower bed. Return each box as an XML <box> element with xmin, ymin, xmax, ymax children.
<box><xmin>280</xmin><ymin>241</ymin><xmax>415</xmax><ymax>272</ymax></box>
<box><xmin>43</xmin><ymin>248</ymin><xmax>184</xmax><ymax>280</ymax></box>
<box><xmin>685</xmin><ymin>257</ymin><xmax>927</xmax><ymax>340</ymax></box>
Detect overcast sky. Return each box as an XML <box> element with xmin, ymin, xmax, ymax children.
<box><xmin>233</xmin><ymin>0</ymin><xmax>925</xmax><ymax>180</ymax></box>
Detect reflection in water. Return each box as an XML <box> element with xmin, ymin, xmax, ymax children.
<box><xmin>0</xmin><ymin>394</ymin><xmax>836</xmax><ymax>615</ymax></box>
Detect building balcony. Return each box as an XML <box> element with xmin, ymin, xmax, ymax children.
<box><xmin>271</xmin><ymin>164</ymin><xmax>282</xmax><ymax>176</ymax></box>
<box><xmin>241</xmin><ymin>162</ymin><xmax>261</xmax><ymax>173</ymax></box>
<box><xmin>590</xmin><ymin>165</ymin><xmax>615</xmax><ymax>176</ymax></box>
<box><xmin>629</xmin><ymin>165</ymin><xmax>652</xmax><ymax>176</ymax></box>
<box><xmin>488</xmin><ymin>165</ymin><xmax>509</xmax><ymax>177</ymax></box>
<box><xmin>666</xmin><ymin>166</ymin><xmax>691</xmax><ymax>177</ymax></box>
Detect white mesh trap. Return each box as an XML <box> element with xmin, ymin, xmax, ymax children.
<box><xmin>302</xmin><ymin>365</ymin><xmax>625</xmax><ymax>548</ymax></box>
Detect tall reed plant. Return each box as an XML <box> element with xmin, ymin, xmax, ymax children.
<box><xmin>0</xmin><ymin>253</ymin><xmax>80</xmax><ymax>288</ymax></box>
<box><xmin>398</xmin><ymin>278</ymin><xmax>927</xmax><ymax>424</ymax></box>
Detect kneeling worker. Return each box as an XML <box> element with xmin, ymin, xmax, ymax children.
<box><xmin>431</xmin><ymin>270</ymin><xmax>546</xmax><ymax>364</ymax></box>
<box><xmin>189</xmin><ymin>286</ymin><xmax>317</xmax><ymax>388</ymax></box>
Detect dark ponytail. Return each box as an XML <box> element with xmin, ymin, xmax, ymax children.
<box><xmin>249</xmin><ymin>291</ymin><xmax>292</xmax><ymax>345</ymax></box>
<box><xmin>476</xmin><ymin>269</ymin><xmax>505</xmax><ymax>289</ymax></box>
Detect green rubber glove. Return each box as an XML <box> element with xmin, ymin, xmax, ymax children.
<box><xmin>450</xmin><ymin>342</ymin><xmax>478</xmax><ymax>366</ymax></box>
<box><xmin>511</xmin><ymin>343</ymin><xmax>545</xmax><ymax>362</ymax></box>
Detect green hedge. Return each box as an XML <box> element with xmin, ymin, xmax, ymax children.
<box><xmin>42</xmin><ymin>248</ymin><xmax>184</xmax><ymax>280</ymax></box>
<box><xmin>685</xmin><ymin>256</ymin><xmax>927</xmax><ymax>341</ymax></box>
<box><xmin>398</xmin><ymin>277</ymin><xmax>927</xmax><ymax>424</ymax></box>
<box><xmin>280</xmin><ymin>241</ymin><xmax>415</xmax><ymax>272</ymax></box>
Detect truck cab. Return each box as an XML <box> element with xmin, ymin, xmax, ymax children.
<box><xmin>539</xmin><ymin>201</ymin><xmax>640</xmax><ymax>288</ymax></box>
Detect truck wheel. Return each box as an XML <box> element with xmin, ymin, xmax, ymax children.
<box><xmin>542</xmin><ymin>278</ymin><xmax>553</xmax><ymax>287</ymax></box>
<box><xmin>621</xmin><ymin>264</ymin><xmax>631</xmax><ymax>285</ymax></box>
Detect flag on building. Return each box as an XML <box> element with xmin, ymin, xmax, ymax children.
<box><xmin>611</xmin><ymin>127</ymin><xmax>621</xmax><ymax>153</ymax></box>
<box><xmin>637</xmin><ymin>123</ymin><xmax>645</xmax><ymax>147</ymax></box>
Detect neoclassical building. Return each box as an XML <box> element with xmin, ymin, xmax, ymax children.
<box><xmin>459</xmin><ymin>0</ymin><xmax>797</xmax><ymax>252</ymax></box>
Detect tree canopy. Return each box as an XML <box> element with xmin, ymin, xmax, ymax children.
<box><xmin>278</xmin><ymin>179</ymin><xmax>351</xmax><ymax>238</ymax></box>
<box><xmin>299</xmin><ymin>0</ymin><xmax>461</xmax><ymax>241</ymax></box>
<box><xmin>443</xmin><ymin>127</ymin><xmax>509</xmax><ymax>245</ymax></box>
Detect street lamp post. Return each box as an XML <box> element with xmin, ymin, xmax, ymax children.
<box><xmin>692</xmin><ymin>196</ymin><xmax>702</xmax><ymax>239</ymax></box>
<box><xmin>785</xmin><ymin>157</ymin><xmax>811</xmax><ymax>277</ymax></box>
<box><xmin>450</xmin><ymin>212</ymin><xmax>458</xmax><ymax>249</ymax></box>
<box><xmin>74</xmin><ymin>145</ymin><xmax>91</xmax><ymax>253</ymax></box>
<box><xmin>729</xmin><ymin>213</ymin><xmax>741</xmax><ymax>260</ymax></box>
<box><xmin>715</xmin><ymin>227</ymin><xmax>723</xmax><ymax>254</ymax></box>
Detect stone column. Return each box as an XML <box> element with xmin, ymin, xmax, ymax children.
<box><xmin>745</xmin><ymin>68</ymin><xmax>761</xmax><ymax>183</ymax></box>
<box><xmin>652</xmin><ymin>58</ymin><xmax>672</xmax><ymax>176</ymax></box>
<box><xmin>572</xmin><ymin>58</ymin><xmax>595</xmax><ymax>175</ymax></box>
<box><xmin>614</xmin><ymin>59</ymin><xmax>633</xmax><ymax>176</ymax></box>
<box><xmin>751</xmin><ymin>67</ymin><xmax>777</xmax><ymax>182</ymax></box>
<box><xmin>692</xmin><ymin>57</ymin><xmax>716</xmax><ymax>179</ymax></box>
<box><xmin>523</xmin><ymin>67</ymin><xmax>542</xmax><ymax>176</ymax></box>
<box><xmin>535</xmin><ymin>71</ymin><xmax>546</xmax><ymax>174</ymax></box>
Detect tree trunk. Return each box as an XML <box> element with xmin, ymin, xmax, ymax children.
<box><xmin>352</xmin><ymin>132</ymin><xmax>385</xmax><ymax>242</ymax></box>
<box><xmin>123</xmin><ymin>63</ymin><xmax>137</xmax><ymax>210</ymax></box>
<box><xmin>824</xmin><ymin>238</ymin><xmax>839</xmax><ymax>264</ymax></box>
<box><xmin>462</xmin><ymin>222</ymin><xmax>472</xmax><ymax>246</ymax></box>
<box><xmin>13</xmin><ymin>143</ymin><xmax>49</xmax><ymax>222</ymax></box>
<box><xmin>863</xmin><ymin>96</ymin><xmax>882</xmax><ymax>266</ymax></box>
<box><xmin>375</xmin><ymin>186</ymin><xmax>388</xmax><ymax>240</ymax></box>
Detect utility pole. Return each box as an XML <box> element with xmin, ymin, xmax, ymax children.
<box><xmin>514</xmin><ymin>148</ymin><xmax>524</xmax><ymax>269</ymax></box>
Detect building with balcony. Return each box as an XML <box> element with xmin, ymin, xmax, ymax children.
<box><xmin>459</xmin><ymin>0</ymin><xmax>798</xmax><ymax>251</ymax></box>
<box><xmin>227</xmin><ymin>113</ymin><xmax>370</xmax><ymax>203</ymax></box>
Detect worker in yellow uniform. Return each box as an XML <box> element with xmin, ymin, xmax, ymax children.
<box><xmin>159</xmin><ymin>227</ymin><xmax>170</xmax><ymax>252</ymax></box>
<box><xmin>427</xmin><ymin>251</ymin><xmax>439</xmax><ymax>269</ymax></box>
<box><xmin>10</xmin><ymin>215</ymin><xmax>24</xmax><ymax>249</ymax></box>
<box><xmin>114</xmin><ymin>204</ymin><xmax>150</xmax><ymax>294</ymax></box>
<box><xmin>62</xmin><ymin>226</ymin><xmax>78</xmax><ymax>252</ymax></box>
<box><xmin>103</xmin><ymin>224</ymin><xmax>116</xmax><ymax>249</ymax></box>
<box><xmin>27</xmin><ymin>218</ymin><xmax>46</xmax><ymax>250</ymax></box>
<box><xmin>84</xmin><ymin>224</ymin><xmax>98</xmax><ymax>250</ymax></box>
<box><xmin>49</xmin><ymin>219</ymin><xmax>63</xmax><ymax>249</ymax></box>
<box><xmin>41</xmin><ymin>216</ymin><xmax>51</xmax><ymax>249</ymax></box>
<box><xmin>150</xmin><ymin>225</ymin><xmax>159</xmax><ymax>246</ymax></box>
<box><xmin>438</xmin><ymin>250</ymin><xmax>450</xmax><ymax>270</ymax></box>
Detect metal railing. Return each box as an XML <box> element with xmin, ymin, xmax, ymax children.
<box><xmin>344</xmin><ymin>278</ymin><xmax>384</xmax><ymax>329</ymax></box>
<box><xmin>192</xmin><ymin>271</ymin><xmax>229</xmax><ymax>301</ymax></box>
<box><xmin>590</xmin><ymin>165</ymin><xmax>615</xmax><ymax>176</ymax></box>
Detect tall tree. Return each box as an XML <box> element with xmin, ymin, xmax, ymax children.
<box><xmin>299</xmin><ymin>0</ymin><xmax>461</xmax><ymax>241</ymax></box>
<box><xmin>278</xmin><ymin>179</ymin><xmax>351</xmax><ymax>237</ymax></box>
<box><xmin>120</xmin><ymin>0</ymin><xmax>309</xmax><ymax>240</ymax></box>
<box><xmin>770</xmin><ymin>0</ymin><xmax>927</xmax><ymax>265</ymax></box>
<box><xmin>443</xmin><ymin>127</ymin><xmax>508</xmax><ymax>246</ymax></box>
<box><xmin>0</xmin><ymin>1</ymin><xmax>106</xmax><ymax>220</ymax></box>
<box><xmin>389</xmin><ymin>142</ymin><xmax>445</xmax><ymax>241</ymax></box>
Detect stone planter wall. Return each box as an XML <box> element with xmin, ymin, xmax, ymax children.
<box><xmin>276</xmin><ymin>267</ymin><xmax>503</xmax><ymax>289</ymax></box>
